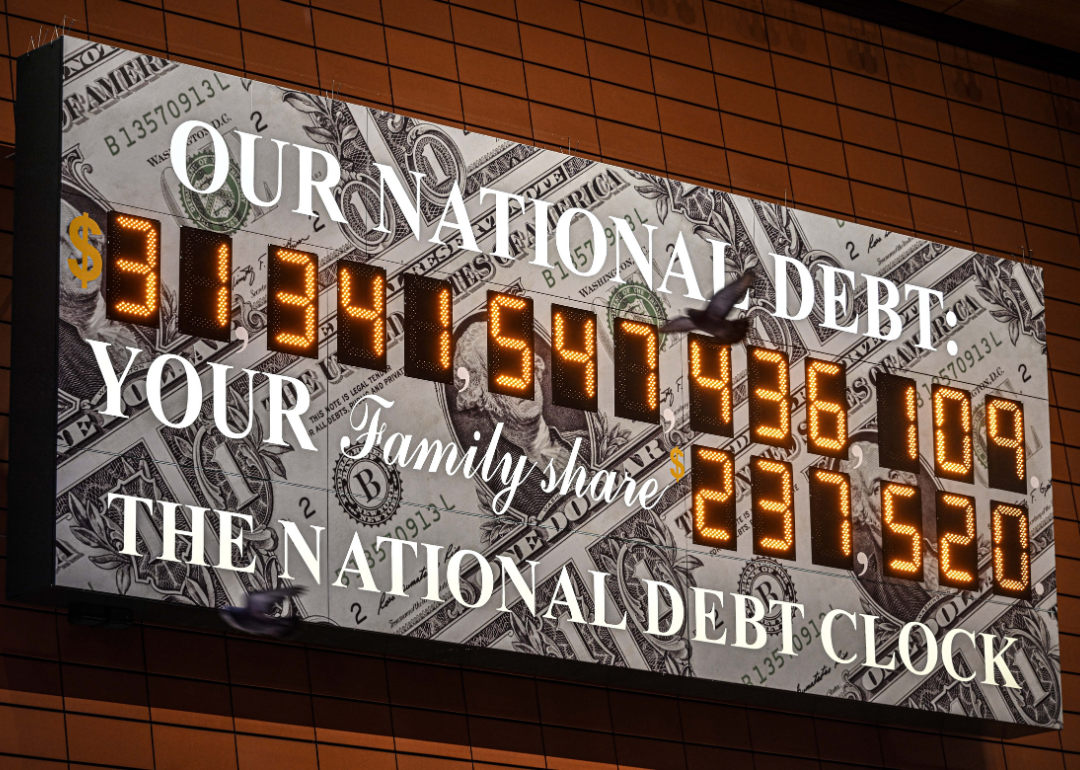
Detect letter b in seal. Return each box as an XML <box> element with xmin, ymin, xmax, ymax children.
<box><xmin>737</xmin><ymin>557</ymin><xmax>797</xmax><ymax>636</ymax></box>
<box><xmin>334</xmin><ymin>447</ymin><xmax>402</xmax><ymax>526</ymax></box>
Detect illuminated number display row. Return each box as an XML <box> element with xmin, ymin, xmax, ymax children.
<box><xmin>101</xmin><ymin>213</ymin><xmax>651</xmax><ymax>415</ymax></box>
<box><xmin>691</xmin><ymin>448</ymin><xmax>1031</xmax><ymax>599</ymax></box>
<box><xmin>104</xmin><ymin>214</ymin><xmax>1027</xmax><ymax>495</ymax></box>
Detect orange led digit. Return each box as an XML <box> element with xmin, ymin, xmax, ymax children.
<box><xmin>551</xmin><ymin>304</ymin><xmax>597</xmax><ymax>412</ymax></box>
<box><xmin>105</xmin><ymin>211</ymin><xmax>161</xmax><ymax>328</ymax></box>
<box><xmin>487</xmin><ymin>291</ymin><xmax>534</xmax><ymax>398</ymax></box>
<box><xmin>614</xmin><ymin>318</ymin><xmax>659</xmax><ymax>424</ymax></box>
<box><xmin>933</xmin><ymin>384</ymin><xmax>974</xmax><ymax>483</ymax></box>
<box><xmin>992</xmin><ymin>502</ymin><xmax>1031</xmax><ymax>599</ymax></box>
<box><xmin>877</xmin><ymin>372</ymin><xmax>920</xmax><ymax>473</ymax></box>
<box><xmin>806</xmin><ymin>358</ymin><xmax>848</xmax><ymax>459</ymax></box>
<box><xmin>179</xmin><ymin>227</ymin><xmax>231</xmax><ymax>342</ymax></box>
<box><xmin>986</xmin><ymin>396</ymin><xmax>1026</xmax><ymax>493</ymax></box>
<box><xmin>691</xmin><ymin>446</ymin><xmax>736</xmax><ymax>550</ymax></box>
<box><xmin>338</xmin><ymin>261</ymin><xmax>387</xmax><ymax>371</ymax></box>
<box><xmin>881</xmin><ymin>482</ymin><xmax>922</xmax><ymax>580</ymax></box>
<box><xmin>215</xmin><ymin>245</ymin><xmax>229</xmax><ymax>327</ymax></box>
<box><xmin>751</xmin><ymin>456</ymin><xmax>795</xmax><ymax>559</ymax></box>
<box><xmin>808</xmin><ymin>468</ymin><xmax>852</xmax><ymax>569</ymax></box>
<box><xmin>906</xmin><ymin>387</ymin><xmax>918</xmax><ymax>457</ymax></box>
<box><xmin>689</xmin><ymin>334</ymin><xmax>733</xmax><ymax>438</ymax></box>
<box><xmin>936</xmin><ymin>492</ymin><xmax>978</xmax><ymax>590</ymax></box>
<box><xmin>748</xmin><ymin>347</ymin><xmax>790</xmax><ymax>448</ymax></box>
<box><xmin>404</xmin><ymin>273</ymin><xmax>454</xmax><ymax>383</ymax></box>
<box><xmin>268</xmin><ymin>246</ymin><xmax>318</xmax><ymax>358</ymax></box>
<box><xmin>439</xmin><ymin>290</ymin><xmax>451</xmax><ymax>369</ymax></box>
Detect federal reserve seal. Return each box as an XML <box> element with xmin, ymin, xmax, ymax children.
<box><xmin>737</xmin><ymin>557</ymin><xmax>797</xmax><ymax>636</ymax></box>
<box><xmin>606</xmin><ymin>280</ymin><xmax>671</xmax><ymax>349</ymax></box>
<box><xmin>179</xmin><ymin>145</ymin><xmax>251</xmax><ymax>234</ymax></box>
<box><xmin>333</xmin><ymin>446</ymin><xmax>402</xmax><ymax>527</ymax></box>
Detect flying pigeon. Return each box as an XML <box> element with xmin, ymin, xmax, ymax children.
<box><xmin>220</xmin><ymin>586</ymin><xmax>306</xmax><ymax>639</ymax></box>
<box><xmin>660</xmin><ymin>268</ymin><xmax>755</xmax><ymax>344</ymax></box>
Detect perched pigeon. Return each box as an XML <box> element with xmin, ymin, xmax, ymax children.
<box><xmin>220</xmin><ymin>587</ymin><xmax>306</xmax><ymax>639</ymax></box>
<box><xmin>660</xmin><ymin>268</ymin><xmax>755</xmax><ymax>344</ymax></box>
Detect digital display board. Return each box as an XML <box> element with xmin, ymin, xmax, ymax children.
<box><xmin>8</xmin><ymin>38</ymin><xmax>1060</xmax><ymax>732</ymax></box>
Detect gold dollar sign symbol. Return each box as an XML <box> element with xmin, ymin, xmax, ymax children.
<box><xmin>68</xmin><ymin>212</ymin><xmax>103</xmax><ymax>289</ymax></box>
<box><xmin>669</xmin><ymin>447</ymin><xmax>685</xmax><ymax>480</ymax></box>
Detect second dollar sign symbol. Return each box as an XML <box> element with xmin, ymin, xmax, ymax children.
<box><xmin>68</xmin><ymin>212</ymin><xmax>102</xmax><ymax>289</ymax></box>
<box><xmin>669</xmin><ymin>447</ymin><xmax>685</xmax><ymax>480</ymax></box>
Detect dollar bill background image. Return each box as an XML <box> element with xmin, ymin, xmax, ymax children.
<box><xmin>43</xmin><ymin>38</ymin><xmax>1060</xmax><ymax>728</ymax></box>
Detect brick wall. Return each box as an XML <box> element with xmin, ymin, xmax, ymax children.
<box><xmin>2</xmin><ymin>0</ymin><xmax>1080</xmax><ymax>768</ymax></box>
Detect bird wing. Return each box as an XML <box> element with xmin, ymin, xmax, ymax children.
<box><xmin>703</xmin><ymin>319</ymin><xmax>748</xmax><ymax>345</ymax></box>
<box><xmin>704</xmin><ymin>268</ymin><xmax>755</xmax><ymax>322</ymax></box>
<box><xmin>220</xmin><ymin>608</ymin><xmax>262</xmax><ymax>634</ymax></box>
<box><xmin>659</xmin><ymin>316</ymin><xmax>698</xmax><ymax>334</ymax></box>
<box><xmin>220</xmin><ymin>608</ymin><xmax>297</xmax><ymax>638</ymax></box>
<box><xmin>246</xmin><ymin>586</ymin><xmax>305</xmax><ymax>616</ymax></box>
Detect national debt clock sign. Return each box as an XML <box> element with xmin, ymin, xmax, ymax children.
<box><xmin>7</xmin><ymin>38</ymin><xmax>1061</xmax><ymax>731</ymax></box>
